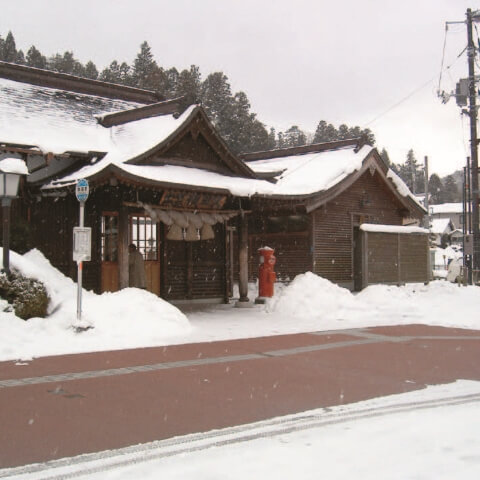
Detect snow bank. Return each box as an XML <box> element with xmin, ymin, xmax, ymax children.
<box><xmin>0</xmin><ymin>248</ymin><xmax>191</xmax><ymax>361</ymax></box>
<box><xmin>266</xmin><ymin>271</ymin><xmax>366</xmax><ymax>321</ymax></box>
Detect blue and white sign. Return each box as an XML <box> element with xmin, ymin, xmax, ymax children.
<box><xmin>75</xmin><ymin>178</ymin><xmax>89</xmax><ymax>202</ymax></box>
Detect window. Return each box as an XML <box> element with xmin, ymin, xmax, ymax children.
<box><xmin>130</xmin><ymin>215</ymin><xmax>158</xmax><ymax>260</ymax></box>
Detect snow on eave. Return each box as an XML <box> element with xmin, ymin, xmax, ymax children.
<box><xmin>386</xmin><ymin>169</ymin><xmax>427</xmax><ymax>213</ymax></box>
<box><xmin>429</xmin><ymin>203</ymin><xmax>463</xmax><ymax>214</ymax></box>
<box><xmin>360</xmin><ymin>223</ymin><xmax>428</xmax><ymax>234</ymax></box>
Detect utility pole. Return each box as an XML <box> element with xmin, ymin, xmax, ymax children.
<box><xmin>424</xmin><ymin>156</ymin><xmax>431</xmax><ymax>280</ymax></box>
<box><xmin>467</xmin><ymin>8</ymin><xmax>480</xmax><ymax>273</ymax></box>
<box><xmin>424</xmin><ymin>156</ymin><xmax>429</xmax><ymax>228</ymax></box>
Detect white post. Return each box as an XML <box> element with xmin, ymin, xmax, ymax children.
<box><xmin>76</xmin><ymin>201</ymin><xmax>85</xmax><ymax>324</ymax></box>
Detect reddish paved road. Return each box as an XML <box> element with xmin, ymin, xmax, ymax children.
<box><xmin>1</xmin><ymin>324</ymin><xmax>480</xmax><ymax>469</ymax></box>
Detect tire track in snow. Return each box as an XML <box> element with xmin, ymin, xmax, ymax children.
<box><xmin>2</xmin><ymin>391</ymin><xmax>480</xmax><ymax>480</ymax></box>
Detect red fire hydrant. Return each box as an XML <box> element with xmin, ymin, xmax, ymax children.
<box><xmin>256</xmin><ymin>246</ymin><xmax>276</xmax><ymax>303</ymax></box>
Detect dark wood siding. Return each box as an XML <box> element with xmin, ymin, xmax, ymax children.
<box><xmin>313</xmin><ymin>170</ymin><xmax>406</xmax><ymax>287</ymax></box>
<box><xmin>164</xmin><ymin>223</ymin><xmax>226</xmax><ymax>300</ymax></box>
<box><xmin>248</xmin><ymin>233</ymin><xmax>311</xmax><ymax>282</ymax></box>
<box><xmin>365</xmin><ymin>234</ymin><xmax>399</xmax><ymax>284</ymax></box>
<box><xmin>363</xmin><ymin>231</ymin><xmax>428</xmax><ymax>286</ymax></box>
<box><xmin>399</xmin><ymin>234</ymin><xmax>429</xmax><ymax>283</ymax></box>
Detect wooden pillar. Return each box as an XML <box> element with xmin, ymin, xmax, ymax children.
<box><xmin>225</xmin><ymin>225</ymin><xmax>235</xmax><ymax>303</ymax></box>
<box><xmin>238</xmin><ymin>213</ymin><xmax>249</xmax><ymax>302</ymax></box>
<box><xmin>160</xmin><ymin>223</ymin><xmax>168</xmax><ymax>299</ymax></box>
<box><xmin>186</xmin><ymin>242</ymin><xmax>193</xmax><ymax>299</ymax></box>
<box><xmin>118</xmin><ymin>207</ymin><xmax>129</xmax><ymax>289</ymax></box>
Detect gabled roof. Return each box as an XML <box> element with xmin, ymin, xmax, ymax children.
<box><xmin>430</xmin><ymin>218</ymin><xmax>455</xmax><ymax>235</ymax></box>
<box><xmin>244</xmin><ymin>140</ymin><xmax>426</xmax><ymax>215</ymax></box>
<box><xmin>44</xmin><ymin>105</ymin><xmax>259</xmax><ymax>192</ymax></box>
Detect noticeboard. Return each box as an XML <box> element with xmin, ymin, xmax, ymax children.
<box><xmin>73</xmin><ymin>227</ymin><xmax>92</xmax><ymax>262</ymax></box>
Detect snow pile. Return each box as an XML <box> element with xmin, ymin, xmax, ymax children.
<box><xmin>0</xmin><ymin>248</ymin><xmax>190</xmax><ymax>361</ymax></box>
<box><xmin>266</xmin><ymin>271</ymin><xmax>366</xmax><ymax>321</ymax></box>
<box><xmin>357</xmin><ymin>281</ymin><xmax>480</xmax><ymax>329</ymax></box>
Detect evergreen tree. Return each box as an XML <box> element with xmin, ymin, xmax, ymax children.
<box><xmin>337</xmin><ymin>124</ymin><xmax>350</xmax><ymax>140</ymax></box>
<box><xmin>201</xmin><ymin>72</ymin><xmax>234</xmax><ymax>128</ymax></box>
<box><xmin>175</xmin><ymin>65</ymin><xmax>202</xmax><ymax>108</ymax></box>
<box><xmin>398</xmin><ymin>149</ymin><xmax>422</xmax><ymax>193</ymax></box>
<box><xmin>267</xmin><ymin>127</ymin><xmax>277</xmax><ymax>150</ymax></box>
<box><xmin>443</xmin><ymin>175</ymin><xmax>460</xmax><ymax>203</ymax></box>
<box><xmin>26</xmin><ymin>45</ymin><xmax>47</xmax><ymax>69</ymax></box>
<box><xmin>84</xmin><ymin>60</ymin><xmax>99</xmax><ymax>80</ymax></box>
<box><xmin>312</xmin><ymin>120</ymin><xmax>338</xmax><ymax>143</ymax></box>
<box><xmin>48</xmin><ymin>51</ymin><xmax>84</xmax><ymax>75</ymax></box>
<box><xmin>428</xmin><ymin>173</ymin><xmax>444</xmax><ymax>204</ymax></box>
<box><xmin>15</xmin><ymin>49</ymin><xmax>26</xmax><ymax>65</ymax></box>
<box><xmin>2</xmin><ymin>31</ymin><xmax>17</xmax><ymax>62</ymax></box>
<box><xmin>99</xmin><ymin>60</ymin><xmax>131</xmax><ymax>85</ymax></box>
<box><xmin>281</xmin><ymin>125</ymin><xmax>307</xmax><ymax>147</ymax></box>
<box><xmin>380</xmin><ymin>148</ymin><xmax>391</xmax><ymax>167</ymax></box>
<box><xmin>312</xmin><ymin>120</ymin><xmax>375</xmax><ymax>145</ymax></box>
<box><xmin>131</xmin><ymin>41</ymin><xmax>162</xmax><ymax>90</ymax></box>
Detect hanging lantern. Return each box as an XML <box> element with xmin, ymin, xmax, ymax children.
<box><xmin>200</xmin><ymin>223</ymin><xmax>215</xmax><ymax>240</ymax></box>
<box><xmin>185</xmin><ymin>224</ymin><xmax>200</xmax><ymax>241</ymax></box>
<box><xmin>167</xmin><ymin>223</ymin><xmax>184</xmax><ymax>241</ymax></box>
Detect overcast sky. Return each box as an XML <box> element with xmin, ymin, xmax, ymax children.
<box><xmin>2</xmin><ymin>0</ymin><xmax>479</xmax><ymax>176</ymax></box>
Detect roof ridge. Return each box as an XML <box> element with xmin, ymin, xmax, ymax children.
<box><xmin>0</xmin><ymin>61</ymin><xmax>163</xmax><ymax>104</ymax></box>
<box><xmin>241</xmin><ymin>138</ymin><xmax>364</xmax><ymax>162</ymax></box>
<box><xmin>96</xmin><ymin>97</ymin><xmax>186</xmax><ymax>127</ymax></box>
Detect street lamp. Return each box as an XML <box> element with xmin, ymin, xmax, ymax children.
<box><xmin>0</xmin><ymin>158</ymin><xmax>29</xmax><ymax>275</ymax></box>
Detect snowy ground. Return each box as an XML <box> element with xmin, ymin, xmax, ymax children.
<box><xmin>2</xmin><ymin>250</ymin><xmax>480</xmax><ymax>479</ymax></box>
<box><xmin>5</xmin><ymin>381</ymin><xmax>480</xmax><ymax>479</ymax></box>
<box><xmin>1</xmin><ymin>248</ymin><xmax>479</xmax><ymax>362</ymax></box>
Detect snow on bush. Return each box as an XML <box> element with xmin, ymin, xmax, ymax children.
<box><xmin>0</xmin><ymin>270</ymin><xmax>49</xmax><ymax>319</ymax></box>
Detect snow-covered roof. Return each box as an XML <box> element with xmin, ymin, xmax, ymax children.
<box><xmin>0</xmin><ymin>73</ymin><xmax>427</xmax><ymax>209</ymax></box>
<box><xmin>430</xmin><ymin>218</ymin><xmax>454</xmax><ymax>234</ymax></box>
<box><xmin>247</xmin><ymin>145</ymin><xmax>372</xmax><ymax>195</ymax></box>
<box><xmin>360</xmin><ymin>224</ymin><xmax>428</xmax><ymax>234</ymax></box>
<box><xmin>0</xmin><ymin>77</ymin><xmax>145</xmax><ymax>154</ymax></box>
<box><xmin>429</xmin><ymin>203</ymin><xmax>463</xmax><ymax>214</ymax></box>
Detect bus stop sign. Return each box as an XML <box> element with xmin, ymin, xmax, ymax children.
<box><xmin>76</xmin><ymin>179</ymin><xmax>89</xmax><ymax>202</ymax></box>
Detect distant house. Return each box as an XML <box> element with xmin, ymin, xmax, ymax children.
<box><xmin>430</xmin><ymin>218</ymin><xmax>455</xmax><ymax>246</ymax></box>
<box><xmin>0</xmin><ymin>61</ymin><xmax>429</xmax><ymax>302</ymax></box>
<box><xmin>429</xmin><ymin>203</ymin><xmax>464</xmax><ymax>230</ymax></box>
<box><xmin>450</xmin><ymin>229</ymin><xmax>464</xmax><ymax>246</ymax></box>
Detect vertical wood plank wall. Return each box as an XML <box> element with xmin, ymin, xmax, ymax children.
<box><xmin>362</xmin><ymin>231</ymin><xmax>429</xmax><ymax>286</ymax></box>
<box><xmin>312</xmin><ymin>170</ymin><xmax>407</xmax><ymax>287</ymax></box>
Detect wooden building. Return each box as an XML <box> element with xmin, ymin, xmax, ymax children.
<box><xmin>0</xmin><ymin>61</ymin><xmax>428</xmax><ymax>304</ymax></box>
<box><xmin>0</xmin><ymin>61</ymin><xmax>257</xmax><ymax>303</ymax></box>
<box><xmin>242</xmin><ymin>141</ymin><xmax>428</xmax><ymax>290</ymax></box>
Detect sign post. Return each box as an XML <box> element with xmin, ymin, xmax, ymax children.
<box><xmin>73</xmin><ymin>179</ymin><xmax>92</xmax><ymax>331</ymax></box>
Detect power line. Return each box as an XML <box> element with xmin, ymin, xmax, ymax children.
<box><xmin>364</xmin><ymin>47</ymin><xmax>467</xmax><ymax>128</ymax></box>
